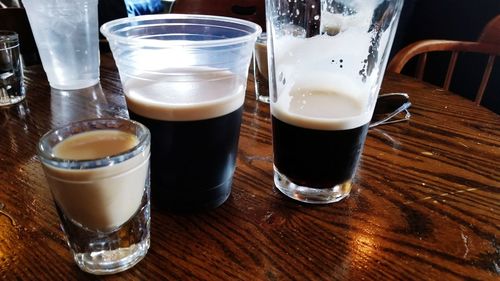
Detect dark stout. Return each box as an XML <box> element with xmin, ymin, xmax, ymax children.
<box><xmin>271</xmin><ymin>82</ymin><xmax>371</xmax><ymax>190</ymax></box>
<box><xmin>272</xmin><ymin>116</ymin><xmax>369</xmax><ymax>188</ymax></box>
<box><xmin>130</xmin><ymin>108</ymin><xmax>242</xmax><ymax>211</ymax></box>
<box><xmin>124</xmin><ymin>69</ymin><xmax>245</xmax><ymax>211</ymax></box>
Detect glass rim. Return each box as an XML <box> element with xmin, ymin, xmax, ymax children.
<box><xmin>100</xmin><ymin>14</ymin><xmax>262</xmax><ymax>48</ymax></box>
<box><xmin>37</xmin><ymin>118</ymin><xmax>150</xmax><ymax>169</ymax></box>
<box><xmin>256</xmin><ymin>32</ymin><xmax>267</xmax><ymax>44</ymax></box>
<box><xmin>0</xmin><ymin>30</ymin><xmax>19</xmax><ymax>43</ymax></box>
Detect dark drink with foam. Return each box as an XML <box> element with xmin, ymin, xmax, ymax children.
<box><xmin>125</xmin><ymin>68</ymin><xmax>245</xmax><ymax>210</ymax></box>
<box><xmin>272</xmin><ymin>117</ymin><xmax>369</xmax><ymax>188</ymax></box>
<box><xmin>271</xmin><ymin>74</ymin><xmax>372</xmax><ymax>203</ymax></box>
<box><xmin>101</xmin><ymin>14</ymin><xmax>261</xmax><ymax>210</ymax></box>
<box><xmin>267</xmin><ymin>0</ymin><xmax>403</xmax><ymax>204</ymax></box>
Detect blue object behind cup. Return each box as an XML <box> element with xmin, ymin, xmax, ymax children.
<box><xmin>124</xmin><ymin>0</ymin><xmax>163</xmax><ymax>16</ymax></box>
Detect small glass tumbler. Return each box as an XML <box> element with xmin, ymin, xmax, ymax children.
<box><xmin>253</xmin><ymin>32</ymin><xmax>269</xmax><ymax>103</ymax></box>
<box><xmin>0</xmin><ymin>30</ymin><xmax>24</xmax><ymax>106</ymax></box>
<box><xmin>37</xmin><ymin>118</ymin><xmax>151</xmax><ymax>275</ymax></box>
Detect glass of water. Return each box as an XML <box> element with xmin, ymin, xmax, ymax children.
<box><xmin>22</xmin><ymin>0</ymin><xmax>100</xmax><ymax>90</ymax></box>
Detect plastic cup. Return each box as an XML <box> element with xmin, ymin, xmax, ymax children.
<box><xmin>0</xmin><ymin>30</ymin><xmax>24</xmax><ymax>106</ymax></box>
<box><xmin>101</xmin><ymin>14</ymin><xmax>261</xmax><ymax>211</ymax></box>
<box><xmin>23</xmin><ymin>0</ymin><xmax>100</xmax><ymax>90</ymax></box>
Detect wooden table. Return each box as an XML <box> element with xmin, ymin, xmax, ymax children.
<box><xmin>0</xmin><ymin>54</ymin><xmax>499</xmax><ymax>280</ymax></box>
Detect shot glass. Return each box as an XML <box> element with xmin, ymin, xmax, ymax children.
<box><xmin>0</xmin><ymin>30</ymin><xmax>24</xmax><ymax>106</ymax></box>
<box><xmin>253</xmin><ymin>32</ymin><xmax>269</xmax><ymax>103</ymax></box>
<box><xmin>38</xmin><ymin>118</ymin><xmax>151</xmax><ymax>274</ymax></box>
<box><xmin>23</xmin><ymin>0</ymin><xmax>100</xmax><ymax>90</ymax></box>
<box><xmin>267</xmin><ymin>0</ymin><xmax>404</xmax><ymax>203</ymax></box>
<box><xmin>101</xmin><ymin>15</ymin><xmax>261</xmax><ymax>211</ymax></box>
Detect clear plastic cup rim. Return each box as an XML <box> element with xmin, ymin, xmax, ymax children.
<box><xmin>100</xmin><ymin>14</ymin><xmax>262</xmax><ymax>48</ymax></box>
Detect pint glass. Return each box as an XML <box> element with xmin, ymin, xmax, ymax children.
<box><xmin>267</xmin><ymin>0</ymin><xmax>403</xmax><ymax>203</ymax></box>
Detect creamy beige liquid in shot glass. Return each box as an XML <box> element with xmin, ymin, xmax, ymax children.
<box><xmin>42</xmin><ymin>129</ymin><xmax>150</xmax><ymax>232</ymax></box>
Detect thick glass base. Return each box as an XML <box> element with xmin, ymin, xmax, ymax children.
<box><xmin>0</xmin><ymin>94</ymin><xmax>25</xmax><ymax>106</ymax></box>
<box><xmin>74</xmin><ymin>237</ymin><xmax>150</xmax><ymax>275</ymax></box>
<box><xmin>56</xmin><ymin>185</ymin><xmax>151</xmax><ymax>275</ymax></box>
<box><xmin>0</xmin><ymin>80</ymin><xmax>24</xmax><ymax>106</ymax></box>
<box><xmin>273</xmin><ymin>166</ymin><xmax>352</xmax><ymax>204</ymax></box>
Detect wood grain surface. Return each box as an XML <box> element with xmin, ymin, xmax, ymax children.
<box><xmin>0</xmin><ymin>54</ymin><xmax>498</xmax><ymax>280</ymax></box>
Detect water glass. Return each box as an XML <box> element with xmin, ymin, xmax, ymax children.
<box><xmin>0</xmin><ymin>30</ymin><xmax>24</xmax><ymax>106</ymax></box>
<box><xmin>23</xmin><ymin>0</ymin><xmax>100</xmax><ymax>90</ymax></box>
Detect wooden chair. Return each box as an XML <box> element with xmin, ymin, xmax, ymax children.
<box><xmin>478</xmin><ymin>15</ymin><xmax>500</xmax><ymax>45</ymax></box>
<box><xmin>387</xmin><ymin>15</ymin><xmax>500</xmax><ymax>106</ymax></box>
<box><xmin>171</xmin><ymin>0</ymin><xmax>265</xmax><ymax>30</ymax></box>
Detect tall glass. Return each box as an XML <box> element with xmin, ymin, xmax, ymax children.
<box><xmin>267</xmin><ymin>0</ymin><xmax>403</xmax><ymax>203</ymax></box>
<box><xmin>101</xmin><ymin>15</ymin><xmax>261</xmax><ymax>211</ymax></box>
<box><xmin>23</xmin><ymin>0</ymin><xmax>100</xmax><ymax>90</ymax></box>
<box><xmin>38</xmin><ymin>118</ymin><xmax>151</xmax><ymax>274</ymax></box>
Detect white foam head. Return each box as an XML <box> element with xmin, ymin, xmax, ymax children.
<box><xmin>270</xmin><ymin>0</ymin><xmax>395</xmax><ymax>130</ymax></box>
<box><xmin>272</xmin><ymin>73</ymin><xmax>372</xmax><ymax>130</ymax></box>
<box><xmin>124</xmin><ymin>67</ymin><xmax>245</xmax><ymax>121</ymax></box>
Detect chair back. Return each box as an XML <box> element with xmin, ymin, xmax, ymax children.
<box><xmin>479</xmin><ymin>15</ymin><xmax>500</xmax><ymax>45</ymax></box>
<box><xmin>387</xmin><ymin>15</ymin><xmax>500</xmax><ymax>107</ymax></box>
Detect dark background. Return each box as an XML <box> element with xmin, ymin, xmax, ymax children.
<box><xmin>392</xmin><ymin>0</ymin><xmax>500</xmax><ymax>113</ymax></box>
<box><xmin>2</xmin><ymin>0</ymin><xmax>499</xmax><ymax>112</ymax></box>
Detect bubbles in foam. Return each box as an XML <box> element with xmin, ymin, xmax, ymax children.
<box><xmin>124</xmin><ymin>67</ymin><xmax>245</xmax><ymax>121</ymax></box>
<box><xmin>271</xmin><ymin>0</ymin><xmax>392</xmax><ymax>130</ymax></box>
